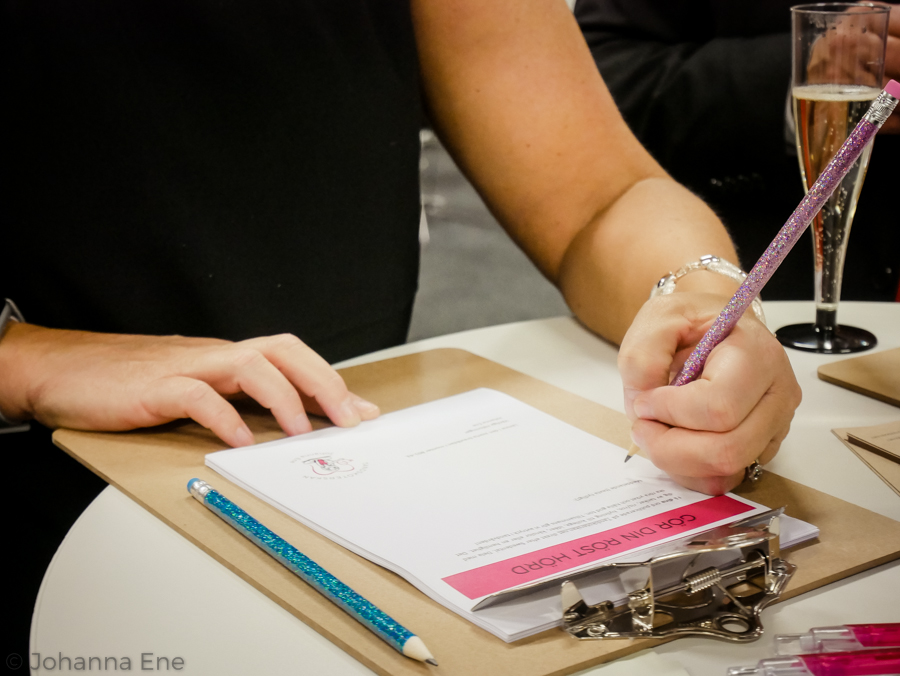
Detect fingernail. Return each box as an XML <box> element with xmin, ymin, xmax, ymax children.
<box><xmin>234</xmin><ymin>425</ymin><xmax>255</xmax><ymax>447</ymax></box>
<box><xmin>622</xmin><ymin>388</ymin><xmax>639</xmax><ymax>421</ymax></box>
<box><xmin>633</xmin><ymin>398</ymin><xmax>652</xmax><ymax>419</ymax></box>
<box><xmin>630</xmin><ymin>429</ymin><xmax>642</xmax><ymax>449</ymax></box>
<box><xmin>292</xmin><ymin>413</ymin><xmax>313</xmax><ymax>435</ymax></box>
<box><xmin>353</xmin><ymin>396</ymin><xmax>380</xmax><ymax>419</ymax></box>
<box><xmin>339</xmin><ymin>398</ymin><xmax>362</xmax><ymax>427</ymax></box>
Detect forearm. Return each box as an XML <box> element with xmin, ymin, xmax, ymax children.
<box><xmin>411</xmin><ymin>0</ymin><xmax>668</xmax><ymax>279</ymax></box>
<box><xmin>412</xmin><ymin>1</ymin><xmax>745</xmax><ymax>344</ymax></box>
<box><xmin>557</xmin><ymin>177</ymin><xmax>741</xmax><ymax>344</ymax></box>
<box><xmin>0</xmin><ymin>321</ymin><xmax>37</xmax><ymax>423</ymax></box>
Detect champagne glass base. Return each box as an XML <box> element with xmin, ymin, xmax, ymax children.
<box><xmin>775</xmin><ymin>323</ymin><xmax>877</xmax><ymax>354</ymax></box>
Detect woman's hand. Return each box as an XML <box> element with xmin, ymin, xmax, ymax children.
<box><xmin>884</xmin><ymin>5</ymin><xmax>900</xmax><ymax>134</ymax></box>
<box><xmin>618</xmin><ymin>293</ymin><xmax>801</xmax><ymax>495</ymax></box>
<box><xmin>0</xmin><ymin>323</ymin><xmax>379</xmax><ymax>447</ymax></box>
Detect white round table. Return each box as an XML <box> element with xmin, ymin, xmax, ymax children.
<box><xmin>31</xmin><ymin>302</ymin><xmax>900</xmax><ymax>675</ymax></box>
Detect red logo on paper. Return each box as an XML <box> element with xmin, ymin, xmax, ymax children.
<box><xmin>303</xmin><ymin>457</ymin><xmax>356</xmax><ymax>476</ymax></box>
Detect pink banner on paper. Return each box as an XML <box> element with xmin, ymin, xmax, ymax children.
<box><xmin>443</xmin><ymin>495</ymin><xmax>754</xmax><ymax>599</ymax></box>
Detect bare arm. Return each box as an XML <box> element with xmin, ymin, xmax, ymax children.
<box><xmin>412</xmin><ymin>0</ymin><xmax>801</xmax><ymax>494</ymax></box>
<box><xmin>411</xmin><ymin>0</ymin><xmax>740</xmax><ymax>342</ymax></box>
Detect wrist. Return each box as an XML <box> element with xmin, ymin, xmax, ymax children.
<box><xmin>666</xmin><ymin>269</ymin><xmax>741</xmax><ymax>299</ymax></box>
<box><xmin>0</xmin><ymin>300</ymin><xmax>32</xmax><ymax>431</ymax></box>
<box><xmin>651</xmin><ymin>255</ymin><xmax>765</xmax><ymax>325</ymax></box>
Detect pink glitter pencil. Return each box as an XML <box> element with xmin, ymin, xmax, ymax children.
<box><xmin>671</xmin><ymin>79</ymin><xmax>900</xmax><ymax>387</ymax></box>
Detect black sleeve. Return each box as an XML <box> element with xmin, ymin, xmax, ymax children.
<box><xmin>574</xmin><ymin>0</ymin><xmax>792</xmax><ymax>190</ymax></box>
<box><xmin>573</xmin><ymin>0</ymin><xmax>900</xmax><ymax>302</ymax></box>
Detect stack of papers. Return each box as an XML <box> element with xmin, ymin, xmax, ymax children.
<box><xmin>834</xmin><ymin>420</ymin><xmax>900</xmax><ymax>497</ymax></box>
<box><xmin>842</xmin><ymin>421</ymin><xmax>900</xmax><ymax>460</ymax></box>
<box><xmin>207</xmin><ymin>389</ymin><xmax>817</xmax><ymax>641</ymax></box>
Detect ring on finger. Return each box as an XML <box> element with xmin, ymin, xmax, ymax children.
<box><xmin>744</xmin><ymin>460</ymin><xmax>763</xmax><ymax>485</ymax></box>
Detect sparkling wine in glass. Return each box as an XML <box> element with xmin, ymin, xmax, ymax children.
<box><xmin>775</xmin><ymin>3</ymin><xmax>890</xmax><ymax>354</ymax></box>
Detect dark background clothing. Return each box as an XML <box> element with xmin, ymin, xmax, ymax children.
<box><xmin>3</xmin><ymin>0</ymin><xmax>423</xmax><ymax>364</ymax></box>
<box><xmin>575</xmin><ymin>0</ymin><xmax>900</xmax><ymax>302</ymax></box>
<box><xmin>2</xmin><ymin>0</ymin><xmax>422</xmax><ymax>663</ymax></box>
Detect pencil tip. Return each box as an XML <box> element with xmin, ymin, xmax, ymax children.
<box><xmin>403</xmin><ymin>636</ymin><xmax>438</xmax><ymax>665</ymax></box>
<box><xmin>623</xmin><ymin>454</ymin><xmax>632</xmax><ymax>463</ymax></box>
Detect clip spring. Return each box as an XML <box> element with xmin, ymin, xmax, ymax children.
<box><xmin>561</xmin><ymin>509</ymin><xmax>796</xmax><ymax>643</ymax></box>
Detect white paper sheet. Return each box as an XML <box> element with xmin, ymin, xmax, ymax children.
<box><xmin>207</xmin><ymin>389</ymin><xmax>784</xmax><ymax>641</ymax></box>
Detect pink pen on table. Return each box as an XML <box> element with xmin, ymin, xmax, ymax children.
<box><xmin>672</xmin><ymin>79</ymin><xmax>900</xmax><ymax>387</ymax></box>
<box><xmin>727</xmin><ymin>647</ymin><xmax>900</xmax><ymax>676</ymax></box>
<box><xmin>624</xmin><ymin>79</ymin><xmax>899</xmax><ymax>463</ymax></box>
<box><xmin>776</xmin><ymin>623</ymin><xmax>900</xmax><ymax>655</ymax></box>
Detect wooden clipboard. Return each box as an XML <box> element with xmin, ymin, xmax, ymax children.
<box><xmin>832</xmin><ymin>428</ymin><xmax>900</xmax><ymax>498</ymax></box>
<box><xmin>818</xmin><ymin>347</ymin><xmax>900</xmax><ymax>407</ymax></box>
<box><xmin>53</xmin><ymin>348</ymin><xmax>900</xmax><ymax>676</ymax></box>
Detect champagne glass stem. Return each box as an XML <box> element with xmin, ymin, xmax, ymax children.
<box><xmin>775</xmin><ymin>3</ymin><xmax>890</xmax><ymax>354</ymax></box>
<box><xmin>810</xmin><ymin>142</ymin><xmax>870</xmax><ymax>336</ymax></box>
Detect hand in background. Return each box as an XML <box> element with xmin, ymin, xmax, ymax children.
<box><xmin>804</xmin><ymin>5</ymin><xmax>899</xmax><ymax>134</ymax></box>
<box><xmin>0</xmin><ymin>324</ymin><xmax>380</xmax><ymax>447</ymax></box>
<box><xmin>806</xmin><ymin>18</ymin><xmax>886</xmax><ymax>90</ymax></box>
<box><xmin>618</xmin><ymin>293</ymin><xmax>802</xmax><ymax>496</ymax></box>
<box><xmin>884</xmin><ymin>4</ymin><xmax>900</xmax><ymax>134</ymax></box>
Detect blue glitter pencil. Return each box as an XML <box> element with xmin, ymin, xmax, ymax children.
<box><xmin>672</xmin><ymin>80</ymin><xmax>900</xmax><ymax>387</ymax></box>
<box><xmin>187</xmin><ymin>478</ymin><xmax>438</xmax><ymax>665</ymax></box>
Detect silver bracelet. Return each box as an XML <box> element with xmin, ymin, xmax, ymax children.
<box><xmin>0</xmin><ymin>298</ymin><xmax>30</xmax><ymax>434</ymax></box>
<box><xmin>651</xmin><ymin>255</ymin><xmax>766</xmax><ymax>325</ymax></box>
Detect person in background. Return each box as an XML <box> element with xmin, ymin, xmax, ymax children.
<box><xmin>1</xmin><ymin>0</ymin><xmax>800</xmax><ymax>661</ymax></box>
<box><xmin>575</xmin><ymin>0</ymin><xmax>900</xmax><ymax>302</ymax></box>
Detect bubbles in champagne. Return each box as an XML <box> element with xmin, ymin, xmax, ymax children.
<box><xmin>792</xmin><ymin>84</ymin><xmax>878</xmax><ymax>306</ymax></box>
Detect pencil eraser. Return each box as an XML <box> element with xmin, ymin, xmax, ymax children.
<box><xmin>886</xmin><ymin>79</ymin><xmax>900</xmax><ymax>100</ymax></box>
<box><xmin>187</xmin><ymin>477</ymin><xmax>200</xmax><ymax>492</ymax></box>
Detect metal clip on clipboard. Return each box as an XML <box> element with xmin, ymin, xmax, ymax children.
<box><xmin>560</xmin><ymin>508</ymin><xmax>795</xmax><ymax>642</ymax></box>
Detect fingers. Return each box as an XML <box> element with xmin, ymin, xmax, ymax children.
<box><xmin>631</xmin><ymin>385</ymin><xmax>788</xmax><ymax>479</ymax></box>
<box><xmin>661</xmin><ymin>469</ymin><xmax>746</xmax><ymax>496</ymax></box>
<box><xmin>630</xmin><ymin>319</ymin><xmax>784</xmax><ymax>432</ymax></box>
<box><xmin>301</xmin><ymin>391</ymin><xmax>381</xmax><ymax>422</ymax></box>
<box><xmin>885</xmin><ymin>29</ymin><xmax>900</xmax><ymax>131</ymax></box>
<box><xmin>141</xmin><ymin>376</ymin><xmax>256</xmax><ymax>447</ymax></box>
<box><xmin>658</xmin><ymin>426</ymin><xmax>786</xmax><ymax>496</ymax></box>
<box><xmin>15</xmin><ymin>326</ymin><xmax>381</xmax><ymax>448</ymax></box>
<box><xmin>243</xmin><ymin>334</ymin><xmax>380</xmax><ymax>426</ymax></box>
<box><xmin>618</xmin><ymin>296</ymin><xmax>697</xmax><ymax>421</ymax></box>
<box><xmin>630</xmin><ymin>381</ymin><xmax>798</xmax><ymax>495</ymax></box>
<box><xmin>160</xmin><ymin>334</ymin><xmax>381</xmax><ymax>444</ymax></box>
<box><xmin>621</xmin><ymin>293</ymin><xmax>801</xmax><ymax>496</ymax></box>
<box><xmin>195</xmin><ymin>345</ymin><xmax>313</xmax><ymax>436</ymax></box>
<box><xmin>888</xmin><ymin>34</ymin><xmax>900</xmax><ymax>78</ymax></box>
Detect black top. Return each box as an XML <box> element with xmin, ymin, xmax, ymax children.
<box><xmin>1</xmin><ymin>1</ymin><xmax>423</xmax><ymax>657</ymax></box>
<box><xmin>2</xmin><ymin>0</ymin><xmax>424</xmax><ymax>363</ymax></box>
<box><xmin>576</xmin><ymin>0</ymin><xmax>900</xmax><ymax>301</ymax></box>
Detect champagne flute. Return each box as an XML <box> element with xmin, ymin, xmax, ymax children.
<box><xmin>776</xmin><ymin>3</ymin><xmax>890</xmax><ymax>353</ymax></box>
